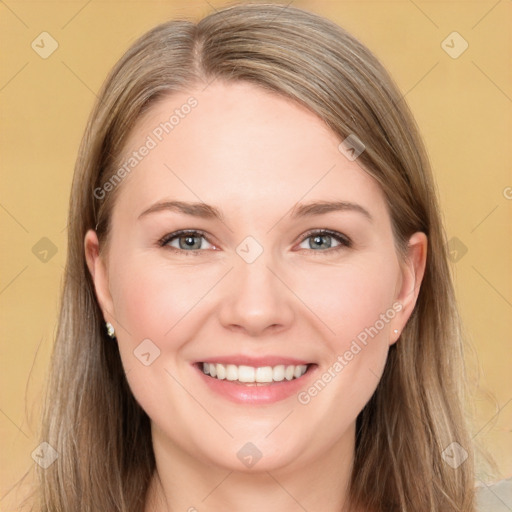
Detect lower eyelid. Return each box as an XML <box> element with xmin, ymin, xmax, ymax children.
<box><xmin>159</xmin><ymin>231</ymin><xmax>213</xmax><ymax>250</ymax></box>
<box><xmin>298</xmin><ymin>232</ymin><xmax>351</xmax><ymax>249</ymax></box>
<box><xmin>159</xmin><ymin>230</ymin><xmax>351</xmax><ymax>252</ymax></box>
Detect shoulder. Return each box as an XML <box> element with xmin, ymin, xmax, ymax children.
<box><xmin>476</xmin><ymin>477</ymin><xmax>512</xmax><ymax>512</ymax></box>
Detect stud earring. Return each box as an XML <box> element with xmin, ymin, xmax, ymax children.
<box><xmin>393</xmin><ymin>329</ymin><xmax>399</xmax><ymax>335</ymax></box>
<box><xmin>105</xmin><ymin>321</ymin><xmax>116</xmax><ymax>338</ymax></box>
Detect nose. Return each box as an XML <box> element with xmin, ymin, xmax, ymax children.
<box><xmin>217</xmin><ymin>255</ymin><xmax>295</xmax><ymax>337</ymax></box>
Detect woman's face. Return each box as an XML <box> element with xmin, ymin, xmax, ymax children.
<box><xmin>86</xmin><ymin>81</ymin><xmax>426</xmax><ymax>473</ymax></box>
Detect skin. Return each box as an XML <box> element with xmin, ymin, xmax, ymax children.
<box><xmin>85</xmin><ymin>81</ymin><xmax>427</xmax><ymax>512</ymax></box>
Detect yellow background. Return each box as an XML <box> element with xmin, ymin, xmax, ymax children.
<box><xmin>1</xmin><ymin>0</ymin><xmax>511</xmax><ymax>508</ymax></box>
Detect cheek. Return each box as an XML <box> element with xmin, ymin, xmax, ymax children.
<box><xmin>109</xmin><ymin>256</ymin><xmax>217</xmax><ymax>341</ymax></box>
<box><xmin>292</xmin><ymin>257</ymin><xmax>398</xmax><ymax>410</ymax></box>
<box><xmin>292</xmin><ymin>256</ymin><xmax>399</xmax><ymax>345</ymax></box>
<box><xmin>106</xmin><ymin>257</ymin><xmax>210</xmax><ymax>426</ymax></box>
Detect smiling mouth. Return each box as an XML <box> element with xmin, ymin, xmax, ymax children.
<box><xmin>197</xmin><ymin>362</ymin><xmax>314</xmax><ymax>385</ymax></box>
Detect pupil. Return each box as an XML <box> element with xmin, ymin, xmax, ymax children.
<box><xmin>312</xmin><ymin>235</ymin><xmax>331</xmax><ymax>249</ymax></box>
<box><xmin>181</xmin><ymin>235</ymin><xmax>199</xmax><ymax>249</ymax></box>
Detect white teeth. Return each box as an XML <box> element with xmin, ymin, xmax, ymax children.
<box><xmin>226</xmin><ymin>364</ymin><xmax>238</xmax><ymax>381</ymax></box>
<box><xmin>273</xmin><ymin>365</ymin><xmax>285</xmax><ymax>382</ymax></box>
<box><xmin>255</xmin><ymin>366</ymin><xmax>273</xmax><ymax>383</ymax></box>
<box><xmin>238</xmin><ymin>365</ymin><xmax>255</xmax><ymax>382</ymax></box>
<box><xmin>201</xmin><ymin>362</ymin><xmax>309</xmax><ymax>383</ymax></box>
<box><xmin>216</xmin><ymin>363</ymin><xmax>226</xmax><ymax>380</ymax></box>
<box><xmin>285</xmin><ymin>365</ymin><xmax>295</xmax><ymax>381</ymax></box>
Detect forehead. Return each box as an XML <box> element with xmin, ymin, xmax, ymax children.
<box><xmin>112</xmin><ymin>81</ymin><xmax>388</xmax><ymax>223</ymax></box>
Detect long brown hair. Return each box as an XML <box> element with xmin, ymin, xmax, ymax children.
<box><xmin>29</xmin><ymin>3</ymin><xmax>475</xmax><ymax>510</ymax></box>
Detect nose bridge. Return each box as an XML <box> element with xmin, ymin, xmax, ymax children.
<box><xmin>217</xmin><ymin>246</ymin><xmax>294</xmax><ymax>335</ymax></box>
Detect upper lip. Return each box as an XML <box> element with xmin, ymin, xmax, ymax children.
<box><xmin>196</xmin><ymin>355</ymin><xmax>313</xmax><ymax>367</ymax></box>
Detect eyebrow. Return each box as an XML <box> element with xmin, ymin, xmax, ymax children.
<box><xmin>138</xmin><ymin>201</ymin><xmax>224</xmax><ymax>221</ymax></box>
<box><xmin>290</xmin><ymin>200</ymin><xmax>372</xmax><ymax>222</ymax></box>
<box><xmin>138</xmin><ymin>199</ymin><xmax>372</xmax><ymax>222</ymax></box>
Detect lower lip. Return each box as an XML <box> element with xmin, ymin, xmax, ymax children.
<box><xmin>194</xmin><ymin>364</ymin><xmax>317</xmax><ymax>405</ymax></box>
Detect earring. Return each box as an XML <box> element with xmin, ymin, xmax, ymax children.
<box><xmin>393</xmin><ymin>329</ymin><xmax>399</xmax><ymax>335</ymax></box>
<box><xmin>105</xmin><ymin>321</ymin><xmax>116</xmax><ymax>338</ymax></box>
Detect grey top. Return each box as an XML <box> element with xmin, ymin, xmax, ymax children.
<box><xmin>476</xmin><ymin>478</ymin><xmax>512</xmax><ymax>511</ymax></box>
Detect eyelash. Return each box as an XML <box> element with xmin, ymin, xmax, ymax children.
<box><xmin>157</xmin><ymin>229</ymin><xmax>352</xmax><ymax>256</ymax></box>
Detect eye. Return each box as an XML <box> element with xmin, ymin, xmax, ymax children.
<box><xmin>297</xmin><ymin>229</ymin><xmax>351</xmax><ymax>252</ymax></box>
<box><xmin>158</xmin><ymin>229</ymin><xmax>351</xmax><ymax>255</ymax></box>
<box><xmin>159</xmin><ymin>230</ymin><xmax>215</xmax><ymax>253</ymax></box>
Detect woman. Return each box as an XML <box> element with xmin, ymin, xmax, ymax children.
<box><xmin>33</xmin><ymin>3</ymin><xmax>477</xmax><ymax>511</ymax></box>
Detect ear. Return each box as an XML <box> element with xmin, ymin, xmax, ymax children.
<box><xmin>391</xmin><ymin>231</ymin><xmax>428</xmax><ymax>345</ymax></box>
<box><xmin>84</xmin><ymin>229</ymin><xmax>115</xmax><ymax>324</ymax></box>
